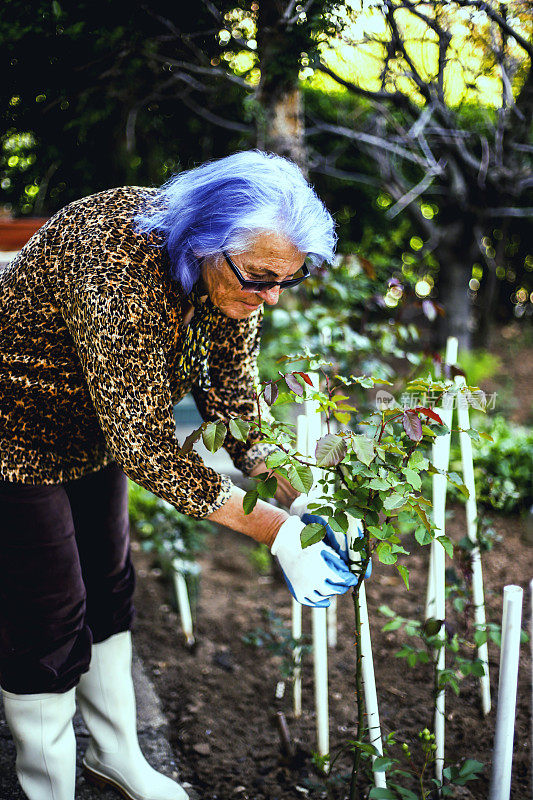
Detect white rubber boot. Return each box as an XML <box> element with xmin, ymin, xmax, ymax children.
<box><xmin>2</xmin><ymin>687</ymin><xmax>76</xmax><ymax>800</ymax></box>
<box><xmin>76</xmin><ymin>631</ymin><xmax>188</xmax><ymax>800</ymax></box>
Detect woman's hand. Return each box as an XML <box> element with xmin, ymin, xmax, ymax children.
<box><xmin>271</xmin><ymin>516</ymin><xmax>357</xmax><ymax>607</ymax></box>
<box><xmin>249</xmin><ymin>460</ymin><xmax>300</xmax><ymax>509</ymax></box>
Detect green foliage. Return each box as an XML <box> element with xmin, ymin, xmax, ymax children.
<box><xmin>128</xmin><ymin>480</ymin><xmax>212</xmax><ymax>565</ymax></box>
<box><xmin>241</xmin><ymin>608</ymin><xmax>312</xmax><ymax>679</ymax></box>
<box><xmin>346</xmin><ymin>729</ymin><xmax>484</xmax><ymax>799</ymax></box>
<box><xmin>244</xmin><ymin>542</ymin><xmax>272</xmax><ymax>576</ymax></box>
<box><xmin>456</xmin><ymin>349</ymin><xmax>502</xmax><ymax>386</ymax></box>
<box><xmin>449</xmin><ymin>415</ymin><xmax>533</xmax><ymax>513</ymax></box>
<box><xmin>378</xmin><ymin>606</ymin><xmax>487</xmax><ymax>697</ymax></box>
<box><xmin>258</xmin><ymin>254</ymin><xmax>426</xmax><ymax>405</ymax></box>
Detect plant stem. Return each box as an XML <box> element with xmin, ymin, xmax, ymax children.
<box><xmin>349</xmin><ymin>585</ymin><xmax>365</xmax><ymax>800</ymax></box>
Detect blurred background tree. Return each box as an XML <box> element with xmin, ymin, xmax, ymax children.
<box><xmin>1</xmin><ymin>0</ymin><xmax>532</xmax><ymax>346</ymax></box>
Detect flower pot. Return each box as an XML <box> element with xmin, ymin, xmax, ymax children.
<box><xmin>0</xmin><ymin>218</ymin><xmax>49</xmax><ymax>251</ymax></box>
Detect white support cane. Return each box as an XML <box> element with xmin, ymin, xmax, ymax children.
<box><xmin>292</xmin><ymin>415</ymin><xmax>307</xmax><ymax>718</ymax></box>
<box><xmin>488</xmin><ymin>585</ymin><xmax>524</xmax><ymax>800</ymax></box>
<box><xmin>426</xmin><ymin>392</ymin><xmax>454</xmax><ymax>785</ymax></box>
<box><xmin>347</xmin><ymin>516</ymin><xmax>386</xmax><ymax>789</ymax></box>
<box><xmin>305</xmin><ymin>373</ymin><xmax>330</xmax><ymax>765</ymax></box>
<box><xmin>426</xmin><ymin>336</ymin><xmax>458</xmax><ymax>620</ymax></box>
<box><xmin>454</xmin><ymin>374</ymin><xmax>491</xmax><ymax>715</ymax></box>
<box><xmin>172</xmin><ymin>558</ymin><xmax>195</xmax><ymax>648</ymax></box>
<box><xmin>324</xmin><ymin>419</ymin><xmax>338</xmax><ymax>650</ymax></box>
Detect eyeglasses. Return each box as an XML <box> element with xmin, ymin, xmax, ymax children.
<box><xmin>222</xmin><ymin>251</ymin><xmax>310</xmax><ymax>292</ymax></box>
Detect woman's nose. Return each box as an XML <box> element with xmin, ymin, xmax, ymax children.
<box><xmin>256</xmin><ymin>285</ymin><xmax>281</xmax><ymax>305</ymax></box>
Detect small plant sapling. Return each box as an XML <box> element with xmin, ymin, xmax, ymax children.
<box><xmin>181</xmin><ymin>361</ymin><xmax>485</xmax><ymax>798</ymax></box>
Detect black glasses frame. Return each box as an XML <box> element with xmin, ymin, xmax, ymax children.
<box><xmin>222</xmin><ymin>251</ymin><xmax>309</xmax><ymax>292</ymax></box>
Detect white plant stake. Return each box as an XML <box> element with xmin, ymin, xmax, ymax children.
<box><xmin>172</xmin><ymin>559</ymin><xmax>195</xmax><ymax>648</ymax></box>
<box><xmin>455</xmin><ymin>374</ymin><xmax>491</xmax><ymax>715</ymax></box>
<box><xmin>489</xmin><ymin>585</ymin><xmax>524</xmax><ymax>800</ymax></box>
<box><xmin>324</xmin><ymin>420</ymin><xmax>338</xmax><ymax>649</ymax></box>
<box><xmin>425</xmin><ymin>337</ymin><xmax>456</xmax><ymax>784</ymax></box>
<box><xmin>346</xmin><ymin>515</ymin><xmax>386</xmax><ymax>788</ymax></box>
<box><xmin>426</xmin><ymin>336</ymin><xmax>457</xmax><ymax>620</ymax></box>
<box><xmin>305</xmin><ymin>373</ymin><xmax>330</xmax><ymax>764</ymax></box>
<box><xmin>292</xmin><ymin>415</ymin><xmax>308</xmax><ymax>718</ymax></box>
<box><xmin>312</xmin><ymin>605</ymin><xmax>330</xmax><ymax>764</ymax></box>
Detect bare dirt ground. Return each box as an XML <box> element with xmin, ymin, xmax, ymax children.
<box><xmin>132</xmin><ymin>326</ymin><xmax>532</xmax><ymax>799</ymax></box>
<box><xmin>132</xmin><ymin>509</ymin><xmax>532</xmax><ymax>800</ymax></box>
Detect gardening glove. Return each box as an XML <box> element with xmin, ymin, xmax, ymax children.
<box><xmin>270</xmin><ymin>516</ymin><xmax>358</xmax><ymax>608</ymax></box>
<box><xmin>290</xmin><ymin>489</ymin><xmax>373</xmax><ymax>580</ymax></box>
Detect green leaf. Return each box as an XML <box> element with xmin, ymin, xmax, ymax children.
<box><xmin>382</xmin><ymin>618</ymin><xmax>403</xmax><ymax>631</ymax></box>
<box><xmin>367</xmin><ymin>477</ymin><xmax>390</xmax><ymax>490</ymax></box>
<box><xmin>379</xmin><ymin>604</ymin><xmax>396</xmax><ymax>617</ymax></box>
<box><xmin>377</xmin><ymin>541</ymin><xmax>397</xmax><ymax>565</ymax></box>
<box><xmin>383</xmin><ymin>492</ymin><xmax>407</xmax><ymax>511</ymax></box>
<box><xmin>315</xmin><ymin>433</ymin><xmax>347</xmax><ymax>467</ymax></box>
<box><xmin>301</xmin><ymin>522</ymin><xmax>326</xmax><ymax>548</ymax></box>
<box><xmin>459</xmin><ymin>759</ymin><xmax>484</xmax><ymax>778</ymax></box>
<box><xmin>413</xmin><ymin>504</ymin><xmax>432</xmax><ymax>532</ymax></box>
<box><xmin>437</xmin><ymin>535</ymin><xmax>454</xmax><ymax>557</ymax></box>
<box><xmin>470</xmin><ymin>660</ymin><xmax>485</xmax><ymax>677</ymax></box>
<box><xmin>403</xmin><ymin>467</ymin><xmax>422</xmax><ymax>490</ymax></box>
<box><xmin>288</xmin><ymin>463</ymin><xmax>314</xmax><ymax>493</ymax></box>
<box><xmin>243</xmin><ymin>490</ymin><xmax>258</xmax><ymax>515</ymax></box>
<box><xmin>415</xmin><ymin>527</ymin><xmax>433</xmax><ymax>546</ymax></box>
<box><xmin>466</xmin><ymin>428</ymin><xmax>480</xmax><ymax>442</ymax></box>
<box><xmin>257</xmin><ymin>476</ymin><xmax>278</xmax><ymax>500</ymax></box>
<box><xmin>229</xmin><ymin>418</ymin><xmax>250</xmax><ymax>442</ymax></box>
<box><xmin>373</xmin><ymin>756</ymin><xmax>397</xmax><ymax>772</ymax></box>
<box><xmin>474</xmin><ymin>629</ymin><xmax>488</xmax><ymax>646</ymax></box>
<box><xmin>408</xmin><ymin>450</ymin><xmax>429</xmax><ymax>470</ymax></box>
<box><xmin>396</xmin><ymin>564</ymin><xmax>410</xmax><ymax>589</ymax></box>
<box><xmin>369</xmin><ymin>788</ymin><xmax>397</xmax><ymax>799</ymax></box>
<box><xmin>202</xmin><ymin>421</ymin><xmax>227</xmax><ymax>452</ymax></box>
<box><xmin>329</xmin><ymin>511</ymin><xmax>349</xmax><ymax>533</ymax></box>
<box><xmin>265</xmin><ymin>450</ymin><xmax>286</xmax><ymax>469</ymax></box>
<box><xmin>351</xmin><ymin>434</ymin><xmax>376</xmax><ymax>466</ymax></box>
<box><xmin>424</xmin><ymin>618</ymin><xmax>443</xmax><ymax>636</ymax></box>
<box><xmin>447</xmin><ymin>471</ymin><xmax>470</xmax><ymax>498</ymax></box>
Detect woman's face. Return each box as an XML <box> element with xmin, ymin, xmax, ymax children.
<box><xmin>200</xmin><ymin>232</ymin><xmax>307</xmax><ymax>320</ymax></box>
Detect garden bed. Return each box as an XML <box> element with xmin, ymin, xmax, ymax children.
<box><xmin>131</xmin><ymin>505</ymin><xmax>532</xmax><ymax>800</ymax></box>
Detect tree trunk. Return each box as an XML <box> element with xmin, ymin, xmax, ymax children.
<box><xmin>434</xmin><ymin>224</ymin><xmax>473</xmax><ymax>351</ymax></box>
<box><xmin>255</xmin><ymin>0</ymin><xmax>307</xmax><ymax>171</ymax></box>
<box><xmin>256</xmin><ymin>86</ymin><xmax>307</xmax><ymax>170</ymax></box>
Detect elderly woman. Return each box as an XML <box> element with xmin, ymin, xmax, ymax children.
<box><xmin>0</xmin><ymin>150</ymin><xmax>356</xmax><ymax>800</ymax></box>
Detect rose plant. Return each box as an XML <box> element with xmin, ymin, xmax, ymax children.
<box><xmin>180</xmin><ymin>360</ymin><xmax>486</xmax><ymax>799</ymax></box>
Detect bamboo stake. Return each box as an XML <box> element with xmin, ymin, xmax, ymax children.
<box><xmin>488</xmin><ymin>585</ymin><xmax>524</xmax><ymax>800</ymax></box>
<box><xmin>454</xmin><ymin>374</ymin><xmax>491</xmax><ymax>714</ymax></box>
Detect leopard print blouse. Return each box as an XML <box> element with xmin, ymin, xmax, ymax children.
<box><xmin>0</xmin><ymin>186</ymin><xmax>277</xmax><ymax>518</ymax></box>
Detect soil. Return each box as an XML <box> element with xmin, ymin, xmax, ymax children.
<box><xmin>132</xmin><ymin>510</ymin><xmax>532</xmax><ymax>800</ymax></box>
<box><xmin>132</xmin><ymin>327</ymin><xmax>533</xmax><ymax>800</ymax></box>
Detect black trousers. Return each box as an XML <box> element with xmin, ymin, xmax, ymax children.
<box><xmin>0</xmin><ymin>462</ymin><xmax>135</xmax><ymax>694</ymax></box>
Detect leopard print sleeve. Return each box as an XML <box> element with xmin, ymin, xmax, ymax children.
<box><xmin>59</xmin><ymin>271</ymin><xmax>233</xmax><ymax>519</ymax></box>
<box><xmin>191</xmin><ymin>308</ymin><xmax>280</xmax><ymax>476</ymax></box>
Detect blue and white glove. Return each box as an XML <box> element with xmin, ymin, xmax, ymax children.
<box><xmin>301</xmin><ymin>513</ymin><xmax>372</xmax><ymax>579</ymax></box>
<box><xmin>271</xmin><ymin>516</ymin><xmax>358</xmax><ymax>607</ymax></box>
<box><xmin>290</xmin><ymin>494</ymin><xmax>372</xmax><ymax>579</ymax></box>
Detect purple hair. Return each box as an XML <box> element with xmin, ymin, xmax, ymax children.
<box><xmin>134</xmin><ymin>150</ymin><xmax>336</xmax><ymax>294</ymax></box>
